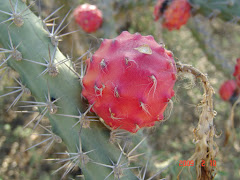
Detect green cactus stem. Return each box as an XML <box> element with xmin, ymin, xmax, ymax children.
<box><xmin>0</xmin><ymin>0</ymin><xmax>145</xmax><ymax>179</ymax></box>
<box><xmin>190</xmin><ymin>0</ymin><xmax>240</xmax><ymax>23</ymax></box>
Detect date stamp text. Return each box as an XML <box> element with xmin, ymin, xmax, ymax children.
<box><xmin>179</xmin><ymin>160</ymin><xmax>216</xmax><ymax>167</ymax></box>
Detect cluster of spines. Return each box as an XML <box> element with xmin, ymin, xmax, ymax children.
<box><xmin>0</xmin><ymin>0</ymin><xmax>224</xmax><ymax>179</ymax></box>
<box><xmin>0</xmin><ymin>1</ymin><xmax>168</xmax><ymax>179</ymax></box>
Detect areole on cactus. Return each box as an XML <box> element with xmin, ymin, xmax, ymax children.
<box><xmin>0</xmin><ymin>1</ymin><xmax>139</xmax><ymax>179</ymax></box>
<box><xmin>82</xmin><ymin>31</ymin><xmax>176</xmax><ymax>133</ymax></box>
<box><xmin>0</xmin><ymin>0</ymin><xmax>221</xmax><ymax>179</ymax></box>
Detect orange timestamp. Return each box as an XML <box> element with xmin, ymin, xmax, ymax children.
<box><xmin>179</xmin><ymin>160</ymin><xmax>216</xmax><ymax>167</ymax></box>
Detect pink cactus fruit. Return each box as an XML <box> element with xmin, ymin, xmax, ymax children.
<box><xmin>233</xmin><ymin>58</ymin><xmax>240</xmax><ymax>86</ymax></box>
<box><xmin>154</xmin><ymin>0</ymin><xmax>191</xmax><ymax>31</ymax></box>
<box><xmin>219</xmin><ymin>80</ymin><xmax>237</xmax><ymax>101</ymax></box>
<box><xmin>82</xmin><ymin>31</ymin><xmax>176</xmax><ymax>133</ymax></box>
<box><xmin>73</xmin><ymin>3</ymin><xmax>103</xmax><ymax>33</ymax></box>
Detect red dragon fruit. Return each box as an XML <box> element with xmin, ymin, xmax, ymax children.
<box><xmin>233</xmin><ymin>58</ymin><xmax>240</xmax><ymax>86</ymax></box>
<box><xmin>73</xmin><ymin>3</ymin><xmax>103</xmax><ymax>33</ymax></box>
<box><xmin>82</xmin><ymin>31</ymin><xmax>176</xmax><ymax>133</ymax></box>
<box><xmin>154</xmin><ymin>0</ymin><xmax>191</xmax><ymax>31</ymax></box>
<box><xmin>219</xmin><ymin>80</ymin><xmax>237</xmax><ymax>101</ymax></box>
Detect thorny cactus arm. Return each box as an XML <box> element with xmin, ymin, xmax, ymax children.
<box><xmin>190</xmin><ymin>0</ymin><xmax>240</xmax><ymax>22</ymax></box>
<box><xmin>187</xmin><ymin>20</ymin><xmax>233</xmax><ymax>78</ymax></box>
<box><xmin>116</xmin><ymin>0</ymin><xmax>240</xmax><ymax>24</ymax></box>
<box><xmin>0</xmin><ymin>0</ymin><xmax>221</xmax><ymax>179</ymax></box>
<box><xmin>0</xmin><ymin>1</ymin><xmax>140</xmax><ymax>179</ymax></box>
<box><xmin>113</xmin><ymin>0</ymin><xmax>155</xmax><ymax>9</ymax></box>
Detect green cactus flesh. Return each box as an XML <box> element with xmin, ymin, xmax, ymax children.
<box><xmin>0</xmin><ymin>0</ymin><xmax>145</xmax><ymax>179</ymax></box>
<box><xmin>190</xmin><ymin>0</ymin><xmax>240</xmax><ymax>22</ymax></box>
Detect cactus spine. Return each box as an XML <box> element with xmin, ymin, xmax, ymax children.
<box><xmin>0</xmin><ymin>0</ymin><xmax>143</xmax><ymax>179</ymax></box>
<box><xmin>0</xmin><ymin>0</ymin><xmax>221</xmax><ymax>179</ymax></box>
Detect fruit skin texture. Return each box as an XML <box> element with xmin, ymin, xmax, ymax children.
<box><xmin>82</xmin><ymin>31</ymin><xmax>176</xmax><ymax>133</ymax></box>
<box><xmin>73</xmin><ymin>3</ymin><xmax>103</xmax><ymax>33</ymax></box>
<box><xmin>154</xmin><ymin>0</ymin><xmax>191</xmax><ymax>31</ymax></box>
<box><xmin>233</xmin><ymin>58</ymin><xmax>240</xmax><ymax>86</ymax></box>
<box><xmin>219</xmin><ymin>80</ymin><xmax>237</xmax><ymax>101</ymax></box>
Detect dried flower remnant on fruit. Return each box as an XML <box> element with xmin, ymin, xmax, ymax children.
<box><xmin>154</xmin><ymin>0</ymin><xmax>191</xmax><ymax>30</ymax></box>
<box><xmin>73</xmin><ymin>3</ymin><xmax>103</xmax><ymax>33</ymax></box>
<box><xmin>82</xmin><ymin>31</ymin><xmax>176</xmax><ymax>133</ymax></box>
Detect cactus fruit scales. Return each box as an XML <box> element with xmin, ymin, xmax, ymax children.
<box><xmin>73</xmin><ymin>3</ymin><xmax>103</xmax><ymax>33</ymax></box>
<box><xmin>154</xmin><ymin>0</ymin><xmax>191</xmax><ymax>30</ymax></box>
<box><xmin>82</xmin><ymin>31</ymin><xmax>176</xmax><ymax>133</ymax></box>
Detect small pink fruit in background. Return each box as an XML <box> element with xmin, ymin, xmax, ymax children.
<box><xmin>154</xmin><ymin>0</ymin><xmax>191</xmax><ymax>31</ymax></box>
<box><xmin>233</xmin><ymin>58</ymin><xmax>240</xmax><ymax>86</ymax></box>
<box><xmin>73</xmin><ymin>3</ymin><xmax>103</xmax><ymax>33</ymax></box>
<box><xmin>82</xmin><ymin>31</ymin><xmax>176</xmax><ymax>133</ymax></box>
<box><xmin>219</xmin><ymin>80</ymin><xmax>237</xmax><ymax>101</ymax></box>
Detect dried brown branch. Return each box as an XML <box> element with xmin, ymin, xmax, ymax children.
<box><xmin>176</xmin><ymin>62</ymin><xmax>218</xmax><ymax>180</ymax></box>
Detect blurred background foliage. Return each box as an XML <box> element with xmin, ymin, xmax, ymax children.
<box><xmin>0</xmin><ymin>0</ymin><xmax>240</xmax><ymax>179</ymax></box>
